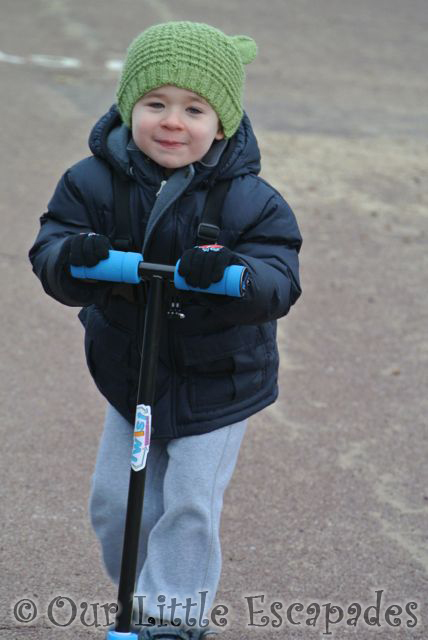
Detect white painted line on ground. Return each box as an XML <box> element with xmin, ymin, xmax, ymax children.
<box><xmin>105</xmin><ymin>59</ymin><xmax>124</xmax><ymax>71</ymax></box>
<box><xmin>0</xmin><ymin>50</ymin><xmax>123</xmax><ymax>72</ymax></box>
<box><xmin>0</xmin><ymin>51</ymin><xmax>26</xmax><ymax>64</ymax></box>
<box><xmin>29</xmin><ymin>54</ymin><xmax>81</xmax><ymax>68</ymax></box>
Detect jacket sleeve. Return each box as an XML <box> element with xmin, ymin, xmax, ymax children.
<box><xmin>200</xmin><ymin>190</ymin><xmax>302</xmax><ymax>325</ymax></box>
<box><xmin>28</xmin><ymin>164</ymin><xmax>111</xmax><ymax>307</ymax></box>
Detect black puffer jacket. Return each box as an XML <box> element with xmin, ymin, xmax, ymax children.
<box><xmin>29</xmin><ymin>106</ymin><xmax>302</xmax><ymax>438</ymax></box>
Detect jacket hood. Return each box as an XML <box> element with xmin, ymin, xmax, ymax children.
<box><xmin>88</xmin><ymin>104</ymin><xmax>261</xmax><ymax>185</ymax></box>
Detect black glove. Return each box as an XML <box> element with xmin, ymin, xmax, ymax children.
<box><xmin>178</xmin><ymin>244</ymin><xmax>237</xmax><ymax>289</ymax></box>
<box><xmin>45</xmin><ymin>233</ymin><xmax>112</xmax><ymax>306</ymax></box>
<box><xmin>63</xmin><ymin>233</ymin><xmax>111</xmax><ymax>268</ymax></box>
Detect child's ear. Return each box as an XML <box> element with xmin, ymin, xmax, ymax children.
<box><xmin>215</xmin><ymin>124</ymin><xmax>225</xmax><ymax>140</ymax></box>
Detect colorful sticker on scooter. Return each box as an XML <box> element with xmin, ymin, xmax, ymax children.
<box><xmin>131</xmin><ymin>404</ymin><xmax>151</xmax><ymax>471</ymax></box>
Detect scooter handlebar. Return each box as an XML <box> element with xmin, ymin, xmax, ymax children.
<box><xmin>70</xmin><ymin>250</ymin><xmax>247</xmax><ymax>297</ymax></box>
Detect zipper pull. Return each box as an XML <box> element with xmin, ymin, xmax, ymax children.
<box><xmin>156</xmin><ymin>180</ymin><xmax>167</xmax><ymax>197</ymax></box>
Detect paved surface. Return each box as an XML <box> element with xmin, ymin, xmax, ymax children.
<box><xmin>1</xmin><ymin>1</ymin><xmax>427</xmax><ymax>639</ymax></box>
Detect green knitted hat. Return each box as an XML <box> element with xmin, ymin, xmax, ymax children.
<box><xmin>116</xmin><ymin>21</ymin><xmax>257</xmax><ymax>138</ymax></box>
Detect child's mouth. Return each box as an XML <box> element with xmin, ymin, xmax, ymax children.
<box><xmin>156</xmin><ymin>140</ymin><xmax>185</xmax><ymax>149</ymax></box>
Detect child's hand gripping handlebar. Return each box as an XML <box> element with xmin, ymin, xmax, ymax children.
<box><xmin>70</xmin><ymin>250</ymin><xmax>248</xmax><ymax>297</ymax></box>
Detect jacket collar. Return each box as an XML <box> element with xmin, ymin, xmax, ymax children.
<box><xmin>125</xmin><ymin>136</ymin><xmax>229</xmax><ymax>190</ymax></box>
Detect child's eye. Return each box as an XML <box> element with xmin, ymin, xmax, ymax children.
<box><xmin>147</xmin><ymin>102</ymin><xmax>164</xmax><ymax>109</ymax></box>
<box><xmin>187</xmin><ymin>106</ymin><xmax>203</xmax><ymax>115</ymax></box>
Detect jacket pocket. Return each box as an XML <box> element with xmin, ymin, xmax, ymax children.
<box><xmin>178</xmin><ymin>324</ymin><xmax>268</xmax><ymax>412</ymax></box>
<box><xmin>79</xmin><ymin>306</ymin><xmax>135</xmax><ymax>414</ymax></box>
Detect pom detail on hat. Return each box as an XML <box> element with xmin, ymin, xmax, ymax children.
<box><xmin>230</xmin><ymin>36</ymin><xmax>258</xmax><ymax>64</ymax></box>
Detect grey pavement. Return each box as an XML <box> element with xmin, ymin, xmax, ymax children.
<box><xmin>1</xmin><ymin>1</ymin><xmax>427</xmax><ymax>639</ymax></box>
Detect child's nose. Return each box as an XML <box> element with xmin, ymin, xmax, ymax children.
<box><xmin>160</xmin><ymin>109</ymin><xmax>184</xmax><ymax>129</ymax></box>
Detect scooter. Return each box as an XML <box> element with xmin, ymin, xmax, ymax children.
<box><xmin>71</xmin><ymin>250</ymin><xmax>247</xmax><ymax>639</ymax></box>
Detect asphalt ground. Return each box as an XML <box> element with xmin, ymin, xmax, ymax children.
<box><xmin>1</xmin><ymin>1</ymin><xmax>427</xmax><ymax>639</ymax></box>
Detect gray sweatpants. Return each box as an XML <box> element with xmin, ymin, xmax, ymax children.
<box><xmin>89</xmin><ymin>404</ymin><xmax>247</xmax><ymax>623</ymax></box>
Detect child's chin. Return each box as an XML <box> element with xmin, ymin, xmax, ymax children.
<box><xmin>158</xmin><ymin>158</ymin><xmax>190</xmax><ymax>170</ymax></box>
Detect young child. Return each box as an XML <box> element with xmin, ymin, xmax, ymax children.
<box><xmin>29</xmin><ymin>21</ymin><xmax>302</xmax><ymax>639</ymax></box>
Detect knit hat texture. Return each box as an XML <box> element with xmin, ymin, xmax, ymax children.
<box><xmin>116</xmin><ymin>21</ymin><xmax>257</xmax><ymax>138</ymax></box>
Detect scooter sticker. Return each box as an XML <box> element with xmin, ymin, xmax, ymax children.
<box><xmin>131</xmin><ymin>404</ymin><xmax>151</xmax><ymax>471</ymax></box>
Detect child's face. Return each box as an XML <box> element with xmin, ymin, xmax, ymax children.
<box><xmin>131</xmin><ymin>85</ymin><xmax>224</xmax><ymax>169</ymax></box>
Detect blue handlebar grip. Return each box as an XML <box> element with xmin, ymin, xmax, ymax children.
<box><xmin>174</xmin><ymin>261</ymin><xmax>247</xmax><ymax>297</ymax></box>
<box><xmin>70</xmin><ymin>250</ymin><xmax>143</xmax><ymax>284</ymax></box>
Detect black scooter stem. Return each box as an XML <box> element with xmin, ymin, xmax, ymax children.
<box><xmin>115</xmin><ymin>275</ymin><xmax>164</xmax><ymax>634</ymax></box>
